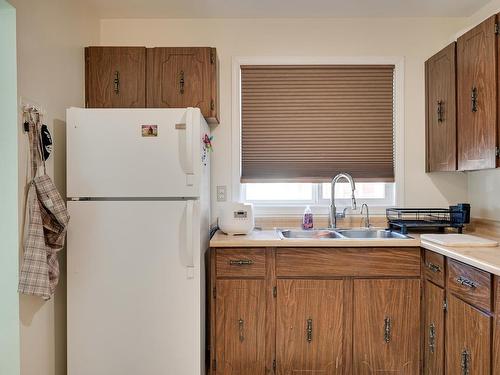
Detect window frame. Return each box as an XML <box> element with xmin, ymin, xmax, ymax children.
<box><xmin>231</xmin><ymin>56</ymin><xmax>406</xmax><ymax>215</ymax></box>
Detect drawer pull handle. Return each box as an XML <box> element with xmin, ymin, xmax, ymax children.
<box><xmin>461</xmin><ymin>349</ymin><xmax>470</xmax><ymax>375</ymax></box>
<box><xmin>471</xmin><ymin>87</ymin><xmax>478</xmax><ymax>113</ymax></box>
<box><xmin>427</xmin><ymin>262</ymin><xmax>442</xmax><ymax>273</ymax></box>
<box><xmin>429</xmin><ymin>323</ymin><xmax>436</xmax><ymax>354</ymax></box>
<box><xmin>306</xmin><ymin>318</ymin><xmax>313</xmax><ymax>343</ymax></box>
<box><xmin>113</xmin><ymin>71</ymin><xmax>120</xmax><ymax>94</ymax></box>
<box><xmin>456</xmin><ymin>276</ymin><xmax>477</xmax><ymax>289</ymax></box>
<box><xmin>384</xmin><ymin>317</ymin><xmax>392</xmax><ymax>343</ymax></box>
<box><xmin>229</xmin><ymin>259</ymin><xmax>254</xmax><ymax>266</ymax></box>
<box><xmin>238</xmin><ymin>319</ymin><xmax>245</xmax><ymax>342</ymax></box>
<box><xmin>179</xmin><ymin>70</ymin><xmax>185</xmax><ymax>94</ymax></box>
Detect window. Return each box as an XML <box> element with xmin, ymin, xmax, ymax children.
<box><xmin>237</xmin><ymin>61</ymin><xmax>399</xmax><ymax>211</ymax></box>
<box><xmin>243</xmin><ymin>182</ymin><xmax>395</xmax><ymax>208</ymax></box>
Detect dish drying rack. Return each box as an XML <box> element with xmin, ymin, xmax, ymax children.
<box><xmin>386</xmin><ymin>205</ymin><xmax>470</xmax><ymax>235</ymax></box>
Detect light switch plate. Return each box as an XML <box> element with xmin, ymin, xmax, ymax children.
<box><xmin>216</xmin><ymin>185</ymin><xmax>227</xmax><ymax>202</ymax></box>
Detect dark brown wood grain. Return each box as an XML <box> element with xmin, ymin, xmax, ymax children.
<box><xmin>423</xmin><ymin>280</ymin><xmax>445</xmax><ymax>375</ymax></box>
<box><xmin>216</xmin><ymin>248</ymin><xmax>266</xmax><ymax>278</ymax></box>
<box><xmin>445</xmin><ymin>294</ymin><xmax>491</xmax><ymax>375</ymax></box>
<box><xmin>493</xmin><ymin>276</ymin><xmax>500</xmax><ymax>375</ymax></box>
<box><xmin>215</xmin><ymin>279</ymin><xmax>267</xmax><ymax>375</ymax></box>
<box><xmin>425</xmin><ymin>42</ymin><xmax>457</xmax><ymax>172</ymax></box>
<box><xmin>146</xmin><ymin>47</ymin><xmax>219</xmax><ymax>124</ymax></box>
<box><xmin>275</xmin><ymin>248</ymin><xmax>421</xmax><ymax>278</ymax></box>
<box><xmin>85</xmin><ymin>47</ymin><xmax>146</xmax><ymax>108</ymax></box>
<box><xmin>276</xmin><ymin>279</ymin><xmax>345</xmax><ymax>375</ymax></box>
<box><xmin>352</xmin><ymin>278</ymin><xmax>421</xmax><ymax>374</ymax></box>
<box><xmin>424</xmin><ymin>250</ymin><xmax>445</xmax><ymax>287</ymax></box>
<box><xmin>447</xmin><ymin>258</ymin><xmax>492</xmax><ymax>312</ymax></box>
<box><xmin>457</xmin><ymin>15</ymin><xmax>498</xmax><ymax>171</ymax></box>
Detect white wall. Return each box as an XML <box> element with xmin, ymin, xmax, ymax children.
<box><xmin>9</xmin><ymin>0</ymin><xmax>99</xmax><ymax>374</ymax></box>
<box><xmin>459</xmin><ymin>0</ymin><xmax>500</xmax><ymax>221</ymax></box>
<box><xmin>0</xmin><ymin>2</ymin><xmax>20</xmax><ymax>375</ymax></box>
<box><xmin>101</xmin><ymin>17</ymin><xmax>469</xmax><ymax>217</ymax></box>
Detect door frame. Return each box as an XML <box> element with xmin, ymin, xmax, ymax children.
<box><xmin>0</xmin><ymin>2</ymin><xmax>20</xmax><ymax>375</ymax></box>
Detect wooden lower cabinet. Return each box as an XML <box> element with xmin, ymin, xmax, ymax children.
<box><xmin>215</xmin><ymin>279</ymin><xmax>267</xmax><ymax>375</ymax></box>
<box><xmin>352</xmin><ymin>279</ymin><xmax>421</xmax><ymax>374</ymax></box>
<box><xmin>424</xmin><ymin>280</ymin><xmax>445</xmax><ymax>375</ymax></box>
<box><xmin>445</xmin><ymin>294</ymin><xmax>491</xmax><ymax>375</ymax></box>
<box><xmin>276</xmin><ymin>279</ymin><xmax>345</xmax><ymax>375</ymax></box>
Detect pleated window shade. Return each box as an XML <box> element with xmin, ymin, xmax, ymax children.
<box><xmin>241</xmin><ymin>65</ymin><xmax>395</xmax><ymax>182</ymax></box>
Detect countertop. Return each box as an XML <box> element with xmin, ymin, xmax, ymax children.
<box><xmin>210</xmin><ymin>229</ymin><xmax>500</xmax><ymax>276</ymax></box>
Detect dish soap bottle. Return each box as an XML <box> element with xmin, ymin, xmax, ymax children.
<box><xmin>302</xmin><ymin>205</ymin><xmax>313</xmax><ymax>230</ymax></box>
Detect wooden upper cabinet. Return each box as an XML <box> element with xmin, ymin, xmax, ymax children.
<box><xmin>445</xmin><ymin>294</ymin><xmax>491</xmax><ymax>375</ymax></box>
<box><xmin>352</xmin><ymin>279</ymin><xmax>420</xmax><ymax>375</ymax></box>
<box><xmin>423</xmin><ymin>281</ymin><xmax>445</xmax><ymax>375</ymax></box>
<box><xmin>215</xmin><ymin>279</ymin><xmax>267</xmax><ymax>375</ymax></box>
<box><xmin>457</xmin><ymin>15</ymin><xmax>498</xmax><ymax>171</ymax></box>
<box><xmin>147</xmin><ymin>47</ymin><xmax>219</xmax><ymax>124</ymax></box>
<box><xmin>425</xmin><ymin>42</ymin><xmax>457</xmax><ymax>172</ymax></box>
<box><xmin>85</xmin><ymin>47</ymin><xmax>146</xmax><ymax>108</ymax></box>
<box><xmin>276</xmin><ymin>279</ymin><xmax>345</xmax><ymax>375</ymax></box>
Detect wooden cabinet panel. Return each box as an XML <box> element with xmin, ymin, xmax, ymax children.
<box><xmin>215</xmin><ymin>279</ymin><xmax>267</xmax><ymax>375</ymax></box>
<box><xmin>147</xmin><ymin>47</ymin><xmax>219</xmax><ymax>124</ymax></box>
<box><xmin>276</xmin><ymin>279</ymin><xmax>345</xmax><ymax>375</ymax></box>
<box><xmin>447</xmin><ymin>258</ymin><xmax>492</xmax><ymax>312</ymax></box>
<box><xmin>423</xmin><ymin>250</ymin><xmax>445</xmax><ymax>287</ymax></box>
<box><xmin>457</xmin><ymin>15</ymin><xmax>498</xmax><ymax>170</ymax></box>
<box><xmin>85</xmin><ymin>47</ymin><xmax>146</xmax><ymax>108</ymax></box>
<box><xmin>424</xmin><ymin>281</ymin><xmax>445</xmax><ymax>375</ymax></box>
<box><xmin>216</xmin><ymin>249</ymin><xmax>266</xmax><ymax>278</ymax></box>
<box><xmin>445</xmin><ymin>294</ymin><xmax>491</xmax><ymax>375</ymax></box>
<box><xmin>425</xmin><ymin>42</ymin><xmax>457</xmax><ymax>172</ymax></box>
<box><xmin>276</xmin><ymin>248</ymin><xmax>420</xmax><ymax>277</ymax></box>
<box><xmin>353</xmin><ymin>279</ymin><xmax>420</xmax><ymax>374</ymax></box>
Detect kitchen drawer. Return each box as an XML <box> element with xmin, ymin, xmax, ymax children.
<box><xmin>423</xmin><ymin>250</ymin><xmax>445</xmax><ymax>286</ymax></box>
<box><xmin>276</xmin><ymin>248</ymin><xmax>421</xmax><ymax>277</ymax></box>
<box><xmin>216</xmin><ymin>248</ymin><xmax>266</xmax><ymax>277</ymax></box>
<box><xmin>447</xmin><ymin>258</ymin><xmax>492</xmax><ymax>311</ymax></box>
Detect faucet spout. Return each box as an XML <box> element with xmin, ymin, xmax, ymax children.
<box><xmin>329</xmin><ymin>173</ymin><xmax>356</xmax><ymax>229</ymax></box>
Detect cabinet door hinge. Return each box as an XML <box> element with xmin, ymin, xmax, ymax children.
<box><xmin>213</xmin><ymin>287</ymin><xmax>216</xmax><ymax>299</ymax></box>
<box><xmin>210</xmin><ymin>49</ymin><xmax>215</xmax><ymax>64</ymax></box>
<box><xmin>273</xmin><ymin>359</ymin><xmax>276</xmax><ymax>372</ymax></box>
<box><xmin>443</xmin><ymin>298</ymin><xmax>448</xmax><ymax>312</ymax></box>
<box><xmin>210</xmin><ymin>99</ymin><xmax>215</xmax><ymax>111</ymax></box>
<box><xmin>496</xmin><ymin>146</ymin><xmax>500</xmax><ymax>158</ymax></box>
<box><xmin>212</xmin><ymin>359</ymin><xmax>217</xmax><ymax>371</ymax></box>
<box><xmin>495</xmin><ymin>23</ymin><xmax>499</xmax><ymax>35</ymax></box>
<box><xmin>273</xmin><ymin>286</ymin><xmax>277</xmax><ymax>298</ymax></box>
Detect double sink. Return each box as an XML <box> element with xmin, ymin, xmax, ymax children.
<box><xmin>278</xmin><ymin>228</ymin><xmax>410</xmax><ymax>240</ymax></box>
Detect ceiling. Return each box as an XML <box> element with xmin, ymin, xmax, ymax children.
<box><xmin>90</xmin><ymin>0</ymin><xmax>490</xmax><ymax>18</ymax></box>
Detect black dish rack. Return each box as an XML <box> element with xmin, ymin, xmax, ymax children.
<box><xmin>386</xmin><ymin>204</ymin><xmax>470</xmax><ymax>235</ymax></box>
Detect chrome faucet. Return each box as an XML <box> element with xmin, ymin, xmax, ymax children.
<box><xmin>361</xmin><ymin>203</ymin><xmax>371</xmax><ymax>228</ymax></box>
<box><xmin>329</xmin><ymin>173</ymin><xmax>357</xmax><ymax>228</ymax></box>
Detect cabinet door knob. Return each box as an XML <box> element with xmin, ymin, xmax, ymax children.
<box><xmin>471</xmin><ymin>87</ymin><xmax>478</xmax><ymax>112</ymax></box>
<box><xmin>384</xmin><ymin>317</ymin><xmax>392</xmax><ymax>343</ymax></box>
<box><xmin>113</xmin><ymin>71</ymin><xmax>120</xmax><ymax>95</ymax></box>
<box><xmin>179</xmin><ymin>70</ymin><xmax>185</xmax><ymax>94</ymax></box>
<box><xmin>437</xmin><ymin>100</ymin><xmax>444</xmax><ymax>122</ymax></box>
<box><xmin>306</xmin><ymin>318</ymin><xmax>313</xmax><ymax>343</ymax></box>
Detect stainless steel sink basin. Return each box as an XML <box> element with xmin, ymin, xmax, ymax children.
<box><xmin>278</xmin><ymin>229</ymin><xmax>344</xmax><ymax>239</ymax></box>
<box><xmin>335</xmin><ymin>229</ymin><xmax>410</xmax><ymax>239</ymax></box>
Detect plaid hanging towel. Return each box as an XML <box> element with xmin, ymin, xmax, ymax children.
<box><xmin>19</xmin><ymin>117</ymin><xmax>69</xmax><ymax>299</ymax></box>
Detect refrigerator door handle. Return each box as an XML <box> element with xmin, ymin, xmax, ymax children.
<box><xmin>175</xmin><ymin>109</ymin><xmax>194</xmax><ymax>186</ymax></box>
<box><xmin>184</xmin><ymin>200</ymin><xmax>195</xmax><ymax>278</ymax></box>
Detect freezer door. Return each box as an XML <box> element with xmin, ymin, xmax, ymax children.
<box><xmin>67</xmin><ymin>200</ymin><xmax>204</xmax><ymax>375</ymax></box>
<box><xmin>67</xmin><ymin>107</ymin><xmax>207</xmax><ymax>198</ymax></box>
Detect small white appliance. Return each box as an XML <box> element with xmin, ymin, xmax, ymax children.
<box><xmin>218</xmin><ymin>202</ymin><xmax>255</xmax><ymax>235</ymax></box>
<box><xmin>66</xmin><ymin>107</ymin><xmax>210</xmax><ymax>375</ymax></box>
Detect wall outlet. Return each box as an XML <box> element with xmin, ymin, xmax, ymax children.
<box><xmin>216</xmin><ymin>185</ymin><xmax>227</xmax><ymax>202</ymax></box>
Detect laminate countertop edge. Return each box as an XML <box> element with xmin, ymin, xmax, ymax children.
<box><xmin>210</xmin><ymin>230</ymin><xmax>500</xmax><ymax>276</ymax></box>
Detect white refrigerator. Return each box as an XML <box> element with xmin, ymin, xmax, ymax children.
<box><xmin>66</xmin><ymin>107</ymin><xmax>210</xmax><ymax>375</ymax></box>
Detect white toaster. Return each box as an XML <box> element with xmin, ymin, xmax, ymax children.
<box><xmin>218</xmin><ymin>202</ymin><xmax>255</xmax><ymax>235</ymax></box>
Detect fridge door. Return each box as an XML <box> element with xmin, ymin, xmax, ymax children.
<box><xmin>67</xmin><ymin>107</ymin><xmax>208</xmax><ymax>198</ymax></box>
<box><xmin>67</xmin><ymin>200</ymin><xmax>204</xmax><ymax>375</ymax></box>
